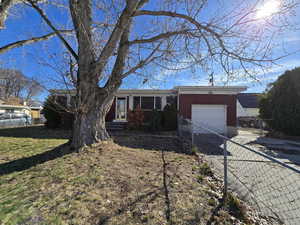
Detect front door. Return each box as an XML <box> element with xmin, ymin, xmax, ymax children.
<box><xmin>116</xmin><ymin>97</ymin><xmax>127</xmax><ymax>121</ymax></box>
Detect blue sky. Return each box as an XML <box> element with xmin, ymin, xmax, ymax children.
<box><xmin>0</xmin><ymin>0</ymin><xmax>299</xmax><ymax>101</ymax></box>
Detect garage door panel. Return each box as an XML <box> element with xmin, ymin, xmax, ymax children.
<box><xmin>192</xmin><ymin>105</ymin><xmax>226</xmax><ymax>134</ymax></box>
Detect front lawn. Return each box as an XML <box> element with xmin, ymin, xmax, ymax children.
<box><xmin>0</xmin><ymin>126</ymin><xmax>269</xmax><ymax>224</ymax></box>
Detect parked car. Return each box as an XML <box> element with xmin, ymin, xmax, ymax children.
<box><xmin>0</xmin><ymin>113</ymin><xmax>32</xmax><ymax>128</ymax></box>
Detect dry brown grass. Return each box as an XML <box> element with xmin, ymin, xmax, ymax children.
<box><xmin>0</xmin><ymin>126</ymin><xmax>272</xmax><ymax>225</ymax></box>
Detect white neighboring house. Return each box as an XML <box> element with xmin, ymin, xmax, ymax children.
<box><xmin>237</xmin><ymin>93</ymin><xmax>260</xmax><ymax>118</ymax></box>
<box><xmin>0</xmin><ymin>104</ymin><xmax>31</xmax><ymax>116</ymax></box>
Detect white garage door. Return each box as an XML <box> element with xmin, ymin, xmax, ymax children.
<box><xmin>191</xmin><ymin>105</ymin><xmax>226</xmax><ymax>134</ymax></box>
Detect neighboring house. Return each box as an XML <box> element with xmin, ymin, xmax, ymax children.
<box><xmin>51</xmin><ymin>86</ymin><xmax>246</xmax><ymax>136</ymax></box>
<box><xmin>0</xmin><ymin>104</ymin><xmax>31</xmax><ymax>116</ymax></box>
<box><xmin>30</xmin><ymin>106</ymin><xmax>42</xmax><ymax>119</ymax></box>
<box><xmin>27</xmin><ymin>101</ymin><xmax>43</xmax><ymax>120</ymax></box>
<box><xmin>237</xmin><ymin>93</ymin><xmax>260</xmax><ymax>118</ymax></box>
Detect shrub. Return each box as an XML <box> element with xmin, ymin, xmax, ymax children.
<box><xmin>199</xmin><ymin>162</ymin><xmax>213</xmax><ymax>176</ymax></box>
<box><xmin>43</xmin><ymin>96</ymin><xmax>73</xmax><ymax>129</ymax></box>
<box><xmin>208</xmin><ymin>198</ymin><xmax>216</xmax><ymax>206</ymax></box>
<box><xmin>225</xmin><ymin>193</ymin><xmax>247</xmax><ymax>221</ymax></box>
<box><xmin>259</xmin><ymin>67</ymin><xmax>300</xmax><ymax>136</ymax></box>
<box><xmin>191</xmin><ymin>145</ymin><xmax>198</xmax><ymax>155</ymax></box>
<box><xmin>148</xmin><ymin>109</ymin><xmax>162</xmax><ymax>131</ymax></box>
<box><xmin>196</xmin><ymin>175</ymin><xmax>204</xmax><ymax>183</ymax></box>
<box><xmin>43</xmin><ymin>96</ymin><xmax>62</xmax><ymax>129</ymax></box>
<box><xmin>162</xmin><ymin>103</ymin><xmax>178</xmax><ymax>130</ymax></box>
<box><xmin>127</xmin><ymin>106</ymin><xmax>144</xmax><ymax>130</ymax></box>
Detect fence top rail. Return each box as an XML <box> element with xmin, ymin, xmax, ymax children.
<box><xmin>192</xmin><ymin>122</ymin><xmax>300</xmax><ymax>174</ymax></box>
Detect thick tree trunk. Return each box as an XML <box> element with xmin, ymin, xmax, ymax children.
<box><xmin>70</xmin><ymin>79</ymin><xmax>116</xmax><ymax>150</ymax></box>
<box><xmin>71</xmin><ymin>105</ymin><xmax>108</xmax><ymax>149</ymax></box>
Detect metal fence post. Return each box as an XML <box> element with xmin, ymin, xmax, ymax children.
<box><xmin>223</xmin><ymin>139</ymin><xmax>228</xmax><ymax>199</ymax></box>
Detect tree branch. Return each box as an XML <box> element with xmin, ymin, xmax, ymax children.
<box><xmin>104</xmin><ymin>18</ymin><xmax>133</xmax><ymax>92</ymax></box>
<box><xmin>134</xmin><ymin>9</ymin><xmax>278</xmax><ymax>63</ymax></box>
<box><xmin>0</xmin><ymin>0</ymin><xmax>15</xmax><ymax>29</ymax></box>
<box><xmin>27</xmin><ymin>0</ymin><xmax>78</xmax><ymax>60</ymax></box>
<box><xmin>95</xmin><ymin>0</ymin><xmax>149</xmax><ymax>76</ymax></box>
<box><xmin>121</xmin><ymin>43</ymin><xmax>162</xmax><ymax>78</ymax></box>
<box><xmin>69</xmin><ymin>0</ymin><xmax>95</xmax><ymax>64</ymax></box>
<box><xmin>0</xmin><ymin>30</ymin><xmax>73</xmax><ymax>54</ymax></box>
<box><xmin>128</xmin><ymin>30</ymin><xmax>190</xmax><ymax>45</ymax></box>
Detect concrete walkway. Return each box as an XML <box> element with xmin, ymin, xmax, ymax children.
<box><xmin>194</xmin><ymin>131</ymin><xmax>300</xmax><ymax>225</ymax></box>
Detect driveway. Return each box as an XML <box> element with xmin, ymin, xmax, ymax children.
<box><xmin>194</xmin><ymin>130</ymin><xmax>300</xmax><ymax>225</ymax></box>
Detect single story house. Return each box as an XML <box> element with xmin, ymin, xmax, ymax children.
<box><xmin>237</xmin><ymin>93</ymin><xmax>260</xmax><ymax>118</ymax></box>
<box><xmin>52</xmin><ymin>86</ymin><xmax>246</xmax><ymax>136</ymax></box>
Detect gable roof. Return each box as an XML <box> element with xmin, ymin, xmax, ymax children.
<box><xmin>237</xmin><ymin>93</ymin><xmax>260</xmax><ymax>108</ymax></box>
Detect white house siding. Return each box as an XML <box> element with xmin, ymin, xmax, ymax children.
<box><xmin>245</xmin><ymin>108</ymin><xmax>259</xmax><ymax>117</ymax></box>
<box><xmin>237</xmin><ymin>100</ymin><xmax>259</xmax><ymax>117</ymax></box>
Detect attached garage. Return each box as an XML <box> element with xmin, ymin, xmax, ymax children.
<box><xmin>191</xmin><ymin>105</ymin><xmax>227</xmax><ymax>134</ymax></box>
<box><xmin>177</xmin><ymin>86</ymin><xmax>247</xmax><ymax>136</ymax></box>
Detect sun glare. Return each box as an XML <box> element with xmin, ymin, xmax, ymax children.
<box><xmin>255</xmin><ymin>0</ymin><xmax>281</xmax><ymax>19</ymax></box>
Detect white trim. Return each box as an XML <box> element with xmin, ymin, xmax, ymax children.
<box><xmin>67</xmin><ymin>95</ymin><xmax>71</xmax><ymax>106</ymax></box>
<box><xmin>50</xmin><ymin>85</ymin><xmax>247</xmax><ymax>96</ymax></box>
<box><xmin>117</xmin><ymin>89</ymin><xmax>176</xmax><ymax>95</ymax></box>
<box><xmin>114</xmin><ymin>97</ymin><xmax>127</xmax><ymax>121</ymax></box>
<box><xmin>0</xmin><ymin>104</ymin><xmax>31</xmax><ymax>110</ymax></box>
<box><xmin>128</xmin><ymin>95</ymin><xmax>133</xmax><ymax>110</ymax></box>
<box><xmin>162</xmin><ymin>96</ymin><xmax>167</xmax><ymax>109</ymax></box>
<box><xmin>176</xmin><ymin>86</ymin><xmax>246</xmax><ymax>95</ymax></box>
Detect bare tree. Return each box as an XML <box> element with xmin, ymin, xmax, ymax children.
<box><xmin>0</xmin><ymin>30</ymin><xmax>73</xmax><ymax>54</ymax></box>
<box><xmin>22</xmin><ymin>77</ymin><xmax>43</xmax><ymax>102</ymax></box>
<box><xmin>0</xmin><ymin>68</ymin><xmax>42</xmax><ymax>102</ymax></box>
<box><xmin>5</xmin><ymin>0</ymin><xmax>298</xmax><ymax>149</ymax></box>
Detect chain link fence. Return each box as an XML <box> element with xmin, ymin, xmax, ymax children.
<box><xmin>191</xmin><ymin>121</ymin><xmax>300</xmax><ymax>225</ymax></box>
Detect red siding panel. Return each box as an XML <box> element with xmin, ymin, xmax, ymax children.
<box><xmin>179</xmin><ymin>94</ymin><xmax>237</xmax><ymax>126</ymax></box>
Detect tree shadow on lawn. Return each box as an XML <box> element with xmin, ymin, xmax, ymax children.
<box><xmin>0</xmin><ymin>126</ymin><xmax>70</xmax><ymax>139</ymax></box>
<box><xmin>111</xmin><ymin>134</ymin><xmax>187</xmax><ymax>154</ymax></box>
<box><xmin>193</xmin><ymin>134</ymin><xmax>232</xmax><ymax>156</ymax></box>
<box><xmin>0</xmin><ymin>143</ymin><xmax>74</xmax><ymax>176</ymax></box>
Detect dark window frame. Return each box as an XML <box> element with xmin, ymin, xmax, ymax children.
<box><xmin>141</xmin><ymin>96</ymin><xmax>154</xmax><ymax>110</ymax></box>
<box><xmin>133</xmin><ymin>96</ymin><xmax>163</xmax><ymax>110</ymax></box>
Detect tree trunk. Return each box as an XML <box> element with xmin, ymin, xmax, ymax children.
<box><xmin>70</xmin><ymin>79</ymin><xmax>116</xmax><ymax>150</ymax></box>
<box><xmin>71</xmin><ymin>106</ymin><xmax>107</xmax><ymax>149</ymax></box>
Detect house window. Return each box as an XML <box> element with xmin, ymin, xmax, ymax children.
<box><xmin>155</xmin><ymin>97</ymin><xmax>162</xmax><ymax>110</ymax></box>
<box><xmin>141</xmin><ymin>97</ymin><xmax>154</xmax><ymax>110</ymax></box>
<box><xmin>56</xmin><ymin>95</ymin><xmax>67</xmax><ymax>106</ymax></box>
<box><xmin>133</xmin><ymin>96</ymin><xmax>141</xmax><ymax>109</ymax></box>
<box><xmin>133</xmin><ymin>96</ymin><xmax>162</xmax><ymax>110</ymax></box>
